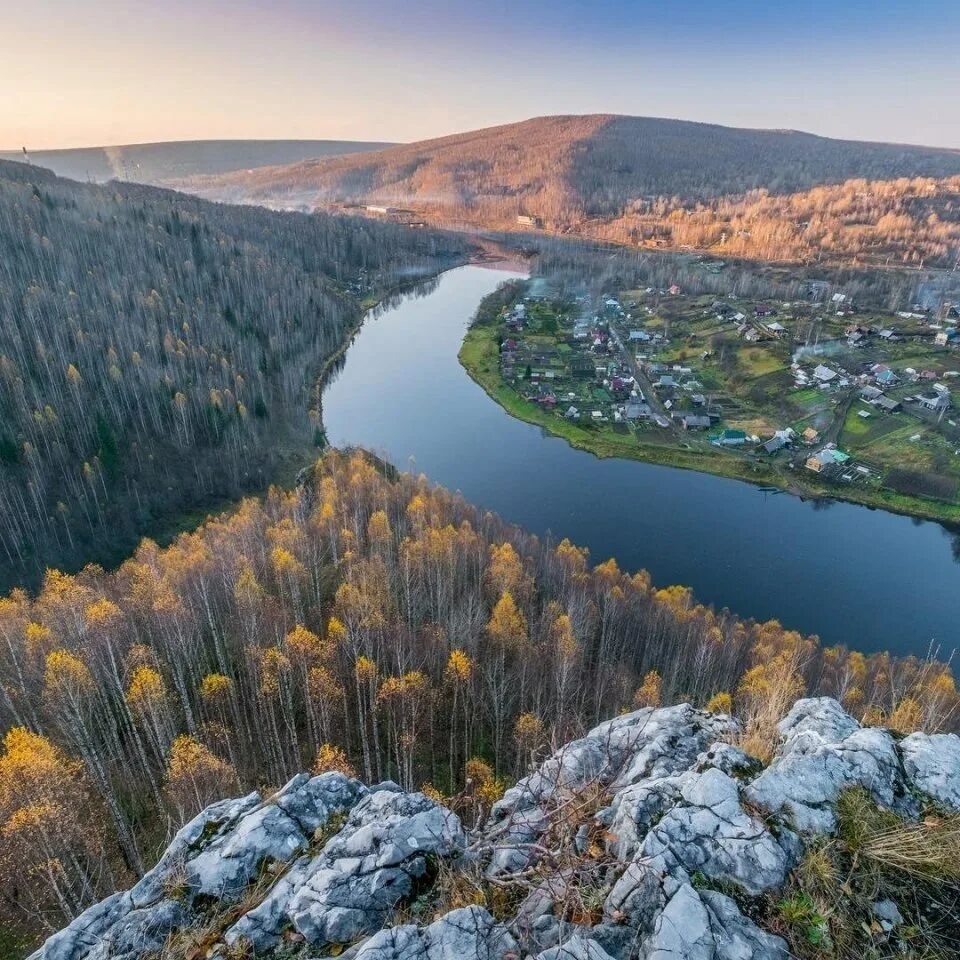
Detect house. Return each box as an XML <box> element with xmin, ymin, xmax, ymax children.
<box><xmin>712</xmin><ymin>428</ymin><xmax>747</xmax><ymax>447</ymax></box>
<box><xmin>516</xmin><ymin>215</ymin><xmax>542</xmax><ymax>227</ymax></box>
<box><xmin>762</xmin><ymin>430</ymin><xmax>794</xmax><ymax>454</ymax></box>
<box><xmin>813</xmin><ymin>365</ymin><xmax>837</xmax><ymax>384</ymax></box>
<box><xmin>805</xmin><ymin>446</ymin><xmax>850</xmax><ymax>473</ymax></box>
<box><xmin>624</xmin><ymin>402</ymin><xmax>651</xmax><ymax>420</ymax></box>
<box><xmin>916</xmin><ymin>390</ymin><xmax>951</xmax><ymax>413</ymax></box>
<box><xmin>876</xmin><ymin>369</ymin><xmax>898</xmax><ymax>387</ymax></box>
<box><xmin>668</xmin><ymin>284</ymin><xmax>681</xmax><ymax>296</ymax></box>
<box><xmin>935</xmin><ymin>329</ymin><xmax>957</xmax><ymax>347</ymax></box>
<box><xmin>872</xmin><ymin>395</ymin><xmax>901</xmax><ymax>413</ymax></box>
<box><xmin>767</xmin><ymin>321</ymin><xmax>787</xmax><ymax>336</ymax></box>
<box><xmin>860</xmin><ymin>385</ymin><xmax>883</xmax><ymax>402</ymax></box>
<box><xmin>564</xmin><ymin>406</ymin><xmax>580</xmax><ymax>419</ymax></box>
<box><xmin>628</xmin><ymin>330</ymin><xmax>651</xmax><ymax>342</ymax></box>
<box><xmin>802</xmin><ymin>427</ymin><xmax>820</xmax><ymax>444</ymax></box>
<box><xmin>680</xmin><ymin>414</ymin><xmax>711</xmax><ymax>430</ymax></box>
<box><xmin>657</xmin><ymin>375</ymin><xmax>677</xmax><ymax>389</ymax></box>
<box><xmin>878</xmin><ymin>329</ymin><xmax>897</xmax><ymax>341</ymax></box>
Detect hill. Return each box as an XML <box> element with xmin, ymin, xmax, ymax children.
<box><xmin>1</xmin><ymin>449</ymin><xmax>957</xmax><ymax>956</ymax></box>
<box><xmin>0</xmin><ymin>161</ymin><xmax>465</xmax><ymax>588</ymax></box>
<box><xmin>180</xmin><ymin>114</ymin><xmax>960</xmax><ymax>219</ymax></box>
<box><xmin>0</xmin><ymin>139</ymin><xmax>394</xmax><ymax>185</ymax></box>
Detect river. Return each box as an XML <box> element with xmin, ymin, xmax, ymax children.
<box><xmin>323</xmin><ymin>263</ymin><xmax>960</xmax><ymax>658</ymax></box>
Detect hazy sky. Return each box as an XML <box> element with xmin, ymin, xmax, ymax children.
<box><xmin>4</xmin><ymin>0</ymin><xmax>959</xmax><ymax>149</ymax></box>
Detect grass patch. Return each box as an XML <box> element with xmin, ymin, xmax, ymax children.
<box><xmin>738</xmin><ymin>347</ymin><xmax>788</xmax><ymax>378</ymax></box>
<box><xmin>769</xmin><ymin>788</ymin><xmax>960</xmax><ymax>959</ymax></box>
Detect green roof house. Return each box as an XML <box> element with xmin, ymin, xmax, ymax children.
<box><xmin>711</xmin><ymin>428</ymin><xmax>747</xmax><ymax>447</ymax></box>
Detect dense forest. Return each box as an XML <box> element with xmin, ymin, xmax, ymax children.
<box><xmin>184</xmin><ymin>115</ymin><xmax>960</xmax><ymax>268</ymax></box>
<box><xmin>1</xmin><ymin>450</ymin><xmax>955</xmax><ymax>947</ymax></box>
<box><xmin>592</xmin><ymin>175</ymin><xmax>960</xmax><ymax>268</ymax></box>
<box><xmin>0</xmin><ymin>160</ymin><xmax>467</xmax><ymax>590</ymax></box>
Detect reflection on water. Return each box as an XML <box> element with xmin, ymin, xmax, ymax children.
<box><xmin>323</xmin><ymin>264</ymin><xmax>959</xmax><ymax>658</ymax></box>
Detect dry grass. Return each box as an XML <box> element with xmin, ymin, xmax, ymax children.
<box><xmin>772</xmin><ymin>788</ymin><xmax>960</xmax><ymax>959</ymax></box>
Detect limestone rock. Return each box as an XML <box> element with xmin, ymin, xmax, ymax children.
<box><xmin>745</xmin><ymin>697</ymin><xmax>914</xmax><ymax>833</ymax></box>
<box><xmin>900</xmin><ymin>730</ymin><xmax>960</xmax><ymax>810</ymax></box>
<box><xmin>350</xmin><ymin>906</ymin><xmax>517</xmax><ymax>960</ymax></box>
<box><xmin>33</xmin><ymin>698</ymin><xmax>958</xmax><ymax>960</ymax></box>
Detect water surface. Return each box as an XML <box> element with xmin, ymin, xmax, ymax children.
<box><xmin>323</xmin><ymin>265</ymin><xmax>960</xmax><ymax>657</ymax></box>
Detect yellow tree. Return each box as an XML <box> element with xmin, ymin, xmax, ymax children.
<box><xmin>484</xmin><ymin>591</ymin><xmax>527</xmax><ymax>774</ymax></box>
<box><xmin>376</xmin><ymin>671</ymin><xmax>430</xmax><ymax>789</ymax></box>
<box><xmin>199</xmin><ymin>672</ymin><xmax>240</xmax><ymax>770</ymax></box>
<box><xmin>513</xmin><ymin>712</ymin><xmax>544</xmax><ymax>775</ymax></box>
<box><xmin>550</xmin><ymin>611</ymin><xmax>579</xmax><ymax>736</ymax></box>
<box><xmin>444</xmin><ymin>649</ymin><xmax>474</xmax><ymax>790</ymax></box>
<box><xmin>312</xmin><ymin>743</ymin><xmax>356</xmax><ymax>778</ymax></box>
<box><xmin>42</xmin><ymin>649</ymin><xmax>142</xmax><ymax>872</ymax></box>
<box><xmin>0</xmin><ymin>728</ymin><xmax>114</xmax><ymax>921</ymax></box>
<box><xmin>126</xmin><ymin>666</ymin><xmax>173</xmax><ymax>765</ymax></box>
<box><xmin>633</xmin><ymin>670</ymin><xmax>663</xmax><ymax>709</ymax></box>
<box><xmin>165</xmin><ymin>735</ymin><xmax>238</xmax><ymax>822</ymax></box>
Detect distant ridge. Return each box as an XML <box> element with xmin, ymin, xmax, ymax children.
<box><xmin>0</xmin><ymin>139</ymin><xmax>395</xmax><ymax>185</ymax></box>
<box><xmin>179</xmin><ymin>113</ymin><xmax>960</xmax><ymax>217</ymax></box>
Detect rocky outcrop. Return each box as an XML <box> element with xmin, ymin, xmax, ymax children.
<box><xmin>30</xmin><ymin>698</ymin><xmax>960</xmax><ymax>960</ymax></box>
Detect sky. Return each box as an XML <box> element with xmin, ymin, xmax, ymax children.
<box><xmin>3</xmin><ymin>0</ymin><xmax>960</xmax><ymax>150</ymax></box>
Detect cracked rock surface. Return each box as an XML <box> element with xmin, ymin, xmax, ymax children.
<box><xmin>30</xmin><ymin>698</ymin><xmax>960</xmax><ymax>960</ymax></box>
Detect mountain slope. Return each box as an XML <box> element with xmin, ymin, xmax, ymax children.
<box><xmin>181</xmin><ymin>114</ymin><xmax>960</xmax><ymax>220</ymax></box>
<box><xmin>0</xmin><ymin>139</ymin><xmax>394</xmax><ymax>185</ymax></box>
<box><xmin>0</xmin><ymin>160</ymin><xmax>464</xmax><ymax>587</ymax></box>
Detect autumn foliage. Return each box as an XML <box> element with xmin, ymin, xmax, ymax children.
<box><xmin>0</xmin><ymin>450</ymin><xmax>955</xmax><ymax>942</ymax></box>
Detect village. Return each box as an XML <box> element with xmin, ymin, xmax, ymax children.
<box><xmin>482</xmin><ymin>279</ymin><xmax>960</xmax><ymax>513</ymax></box>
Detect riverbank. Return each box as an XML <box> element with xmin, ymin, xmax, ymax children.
<box><xmin>458</xmin><ymin>320</ymin><xmax>960</xmax><ymax>528</ymax></box>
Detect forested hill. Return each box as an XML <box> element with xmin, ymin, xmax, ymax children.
<box><xmin>1</xmin><ymin>450</ymin><xmax>957</xmax><ymax>956</ymax></box>
<box><xmin>0</xmin><ymin>139</ymin><xmax>394</xmax><ymax>185</ymax></box>
<box><xmin>182</xmin><ymin>114</ymin><xmax>960</xmax><ymax>219</ymax></box>
<box><xmin>0</xmin><ymin>160</ymin><xmax>467</xmax><ymax>589</ymax></box>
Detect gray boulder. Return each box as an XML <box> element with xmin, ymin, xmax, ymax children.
<box><xmin>229</xmin><ymin>787</ymin><xmax>466</xmax><ymax>949</ymax></box>
<box><xmin>535</xmin><ymin>936</ymin><xmax>617</xmax><ymax>960</ymax></box>
<box><xmin>641</xmin><ymin>767</ymin><xmax>791</xmax><ymax>895</ymax></box>
<box><xmin>29</xmin><ymin>774</ymin><xmax>366</xmax><ymax>960</ymax></box>
<box><xmin>33</xmin><ymin>698</ymin><xmax>959</xmax><ymax>960</ymax></box>
<box><xmin>489</xmin><ymin>705</ymin><xmax>739</xmax><ymax>877</ymax></box>
<box><xmin>900</xmin><ymin>730</ymin><xmax>960</xmax><ymax>810</ymax></box>
<box><xmin>351</xmin><ymin>906</ymin><xmax>517</xmax><ymax>960</ymax></box>
<box><xmin>745</xmin><ymin>697</ymin><xmax>914</xmax><ymax>833</ymax></box>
